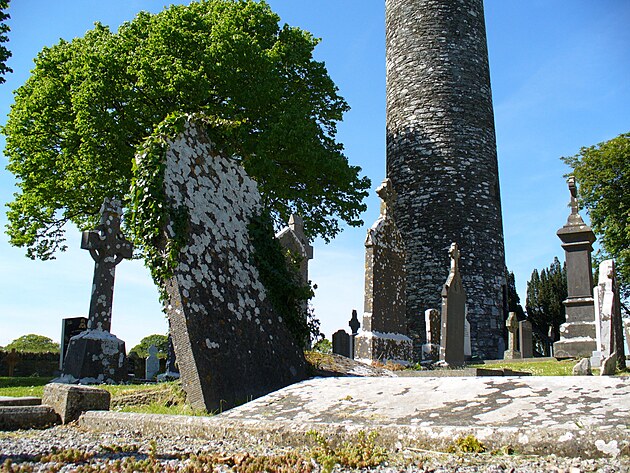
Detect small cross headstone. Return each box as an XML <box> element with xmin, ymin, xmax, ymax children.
<box><xmin>348</xmin><ymin>310</ymin><xmax>360</xmax><ymax>360</ymax></box>
<box><xmin>332</xmin><ymin>329</ymin><xmax>352</xmax><ymax>358</ymax></box>
<box><xmin>4</xmin><ymin>349</ymin><xmax>19</xmax><ymax>377</ymax></box>
<box><xmin>439</xmin><ymin>242</ymin><xmax>466</xmax><ymax>366</ymax></box>
<box><xmin>503</xmin><ymin>312</ymin><xmax>521</xmax><ymax>360</ymax></box>
<box><xmin>60</xmin><ymin>198</ymin><xmax>131</xmax><ymax>384</ymax></box>
<box><xmin>519</xmin><ymin>320</ymin><xmax>533</xmax><ymax>359</ymax></box>
<box><xmin>145</xmin><ymin>345</ymin><xmax>160</xmax><ymax>380</ymax></box>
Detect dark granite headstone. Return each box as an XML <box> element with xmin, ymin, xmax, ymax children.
<box><xmin>519</xmin><ymin>320</ymin><xmax>533</xmax><ymax>359</ymax></box>
<box><xmin>554</xmin><ymin>177</ymin><xmax>597</xmax><ymax>358</ymax></box>
<box><xmin>165</xmin><ymin>333</ymin><xmax>179</xmax><ymax>375</ymax></box>
<box><xmin>138</xmin><ymin>119</ymin><xmax>306</xmax><ymax>411</ymax></box>
<box><xmin>439</xmin><ymin>243</ymin><xmax>466</xmax><ymax>366</ymax></box>
<box><xmin>61</xmin><ymin>198</ymin><xmax>131</xmax><ymax>383</ymax></box>
<box><xmin>355</xmin><ymin>178</ymin><xmax>413</xmax><ymax>363</ymax></box>
<box><xmin>503</xmin><ymin>312</ymin><xmax>521</xmax><ymax>360</ymax></box>
<box><xmin>59</xmin><ymin>317</ymin><xmax>88</xmax><ymax>370</ymax></box>
<box><xmin>332</xmin><ymin>329</ymin><xmax>352</xmax><ymax>358</ymax></box>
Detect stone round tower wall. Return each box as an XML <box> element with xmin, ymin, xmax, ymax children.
<box><xmin>385</xmin><ymin>0</ymin><xmax>506</xmax><ymax>359</ymax></box>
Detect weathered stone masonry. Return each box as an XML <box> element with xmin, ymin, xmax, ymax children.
<box><xmin>386</xmin><ymin>0</ymin><xmax>506</xmax><ymax>359</ymax></box>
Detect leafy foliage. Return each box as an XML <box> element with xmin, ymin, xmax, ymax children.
<box><xmin>312</xmin><ymin>338</ymin><xmax>332</xmax><ymax>354</ymax></box>
<box><xmin>525</xmin><ymin>257</ymin><xmax>567</xmax><ymax>355</ymax></box>
<box><xmin>4</xmin><ymin>334</ymin><xmax>59</xmax><ymax>353</ymax></box>
<box><xmin>308</xmin><ymin>430</ymin><xmax>388</xmax><ymax>473</ymax></box>
<box><xmin>3</xmin><ymin>0</ymin><xmax>370</xmax><ymax>260</ymax></box>
<box><xmin>562</xmin><ymin>132</ymin><xmax>630</xmax><ymax>302</ymax></box>
<box><xmin>129</xmin><ymin>334</ymin><xmax>168</xmax><ymax>359</ymax></box>
<box><xmin>0</xmin><ymin>0</ymin><xmax>11</xmax><ymax>84</ymax></box>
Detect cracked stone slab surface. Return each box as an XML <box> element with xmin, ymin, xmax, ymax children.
<box><xmin>81</xmin><ymin>376</ymin><xmax>629</xmax><ymax>458</ymax></box>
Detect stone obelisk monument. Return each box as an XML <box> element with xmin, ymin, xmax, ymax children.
<box><xmin>386</xmin><ymin>0</ymin><xmax>506</xmax><ymax>359</ymax></box>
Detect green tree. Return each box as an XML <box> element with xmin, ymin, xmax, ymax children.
<box><xmin>506</xmin><ymin>270</ymin><xmax>525</xmax><ymax>321</ymax></box>
<box><xmin>525</xmin><ymin>257</ymin><xmax>567</xmax><ymax>355</ymax></box>
<box><xmin>129</xmin><ymin>334</ymin><xmax>168</xmax><ymax>359</ymax></box>
<box><xmin>3</xmin><ymin>0</ymin><xmax>370</xmax><ymax>260</ymax></box>
<box><xmin>5</xmin><ymin>334</ymin><xmax>60</xmax><ymax>353</ymax></box>
<box><xmin>562</xmin><ymin>132</ymin><xmax>630</xmax><ymax>303</ymax></box>
<box><xmin>0</xmin><ymin>0</ymin><xmax>11</xmax><ymax>84</ymax></box>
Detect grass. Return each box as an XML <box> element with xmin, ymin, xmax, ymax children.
<box><xmin>467</xmin><ymin>359</ymin><xmax>577</xmax><ymax>376</ymax></box>
<box><xmin>0</xmin><ymin>377</ymin><xmax>208</xmax><ymax>416</ymax></box>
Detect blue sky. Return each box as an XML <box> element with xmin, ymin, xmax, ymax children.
<box><xmin>0</xmin><ymin>1</ymin><xmax>628</xmax><ymax>349</ymax></box>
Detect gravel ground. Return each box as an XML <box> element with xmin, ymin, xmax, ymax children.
<box><xmin>0</xmin><ymin>425</ymin><xmax>627</xmax><ymax>472</ymax></box>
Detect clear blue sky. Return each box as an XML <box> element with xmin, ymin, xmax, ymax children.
<box><xmin>1</xmin><ymin>1</ymin><xmax>628</xmax><ymax>349</ymax></box>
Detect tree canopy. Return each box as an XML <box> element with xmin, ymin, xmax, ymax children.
<box><xmin>562</xmin><ymin>132</ymin><xmax>630</xmax><ymax>301</ymax></box>
<box><xmin>0</xmin><ymin>0</ymin><xmax>11</xmax><ymax>84</ymax></box>
<box><xmin>5</xmin><ymin>334</ymin><xmax>60</xmax><ymax>353</ymax></box>
<box><xmin>4</xmin><ymin>0</ymin><xmax>370</xmax><ymax>260</ymax></box>
<box><xmin>129</xmin><ymin>334</ymin><xmax>169</xmax><ymax>359</ymax></box>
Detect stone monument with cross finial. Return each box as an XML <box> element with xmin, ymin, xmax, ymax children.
<box><xmin>439</xmin><ymin>242</ymin><xmax>467</xmax><ymax>366</ymax></box>
<box><xmin>60</xmin><ymin>198</ymin><xmax>132</xmax><ymax>383</ymax></box>
<box><xmin>503</xmin><ymin>312</ymin><xmax>521</xmax><ymax>360</ymax></box>
<box><xmin>554</xmin><ymin>176</ymin><xmax>597</xmax><ymax>358</ymax></box>
<box><xmin>355</xmin><ymin>178</ymin><xmax>413</xmax><ymax>364</ymax></box>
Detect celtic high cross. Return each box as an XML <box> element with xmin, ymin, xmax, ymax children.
<box><xmin>81</xmin><ymin>198</ymin><xmax>133</xmax><ymax>332</ymax></box>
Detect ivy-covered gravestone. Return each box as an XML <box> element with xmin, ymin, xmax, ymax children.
<box><xmin>131</xmin><ymin>116</ymin><xmax>307</xmax><ymax>411</ymax></box>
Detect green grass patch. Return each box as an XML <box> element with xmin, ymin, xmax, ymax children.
<box><xmin>467</xmin><ymin>359</ymin><xmax>577</xmax><ymax>376</ymax></box>
<box><xmin>0</xmin><ymin>377</ymin><xmax>52</xmax><ymax>397</ymax></box>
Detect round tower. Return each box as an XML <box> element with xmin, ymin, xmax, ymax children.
<box><xmin>385</xmin><ymin>0</ymin><xmax>507</xmax><ymax>359</ymax></box>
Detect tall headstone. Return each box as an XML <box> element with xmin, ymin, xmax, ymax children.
<box><xmin>464</xmin><ymin>316</ymin><xmax>472</xmax><ymax>360</ymax></box>
<box><xmin>439</xmin><ymin>243</ymin><xmax>466</xmax><ymax>366</ymax></box>
<box><xmin>386</xmin><ymin>0</ymin><xmax>506</xmax><ymax>360</ymax></box>
<box><xmin>332</xmin><ymin>329</ymin><xmax>352</xmax><ymax>358</ymax></box>
<box><xmin>276</xmin><ymin>214</ymin><xmax>313</xmax><ymax>286</ymax></box>
<box><xmin>503</xmin><ymin>312</ymin><xmax>521</xmax><ymax>360</ymax></box>
<box><xmin>59</xmin><ymin>317</ymin><xmax>88</xmax><ymax>370</ymax></box>
<box><xmin>61</xmin><ymin>198</ymin><xmax>131</xmax><ymax>383</ymax></box>
<box><xmin>421</xmin><ymin>308</ymin><xmax>440</xmax><ymax>361</ymax></box>
<box><xmin>592</xmin><ymin>260</ymin><xmax>626</xmax><ymax>370</ymax></box>
<box><xmin>519</xmin><ymin>320</ymin><xmax>533</xmax><ymax>359</ymax></box>
<box><xmin>140</xmin><ymin>119</ymin><xmax>306</xmax><ymax>411</ymax></box>
<box><xmin>145</xmin><ymin>345</ymin><xmax>160</xmax><ymax>380</ymax></box>
<box><xmin>349</xmin><ymin>309</ymin><xmax>361</xmax><ymax>360</ymax></box>
<box><xmin>355</xmin><ymin>178</ymin><xmax>413</xmax><ymax>363</ymax></box>
<box><xmin>554</xmin><ymin>177</ymin><xmax>597</xmax><ymax>358</ymax></box>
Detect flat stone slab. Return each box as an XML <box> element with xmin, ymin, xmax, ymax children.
<box><xmin>80</xmin><ymin>376</ymin><xmax>630</xmax><ymax>458</ymax></box>
<box><xmin>0</xmin><ymin>406</ymin><xmax>59</xmax><ymax>430</ymax></box>
<box><xmin>0</xmin><ymin>396</ymin><xmax>41</xmax><ymax>406</ymax></box>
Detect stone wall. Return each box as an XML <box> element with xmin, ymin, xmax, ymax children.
<box><xmin>385</xmin><ymin>0</ymin><xmax>506</xmax><ymax>359</ymax></box>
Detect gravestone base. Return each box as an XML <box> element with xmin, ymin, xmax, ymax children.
<box><xmin>59</xmin><ymin>331</ymin><xmax>128</xmax><ymax>384</ymax></box>
<box><xmin>503</xmin><ymin>349</ymin><xmax>521</xmax><ymax>360</ymax></box>
<box><xmin>554</xmin><ymin>298</ymin><xmax>597</xmax><ymax>359</ymax></box>
<box><xmin>354</xmin><ymin>331</ymin><xmax>413</xmax><ymax>364</ymax></box>
<box><xmin>421</xmin><ymin>343</ymin><xmax>440</xmax><ymax>362</ymax></box>
<box><xmin>554</xmin><ymin>338</ymin><xmax>597</xmax><ymax>359</ymax></box>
